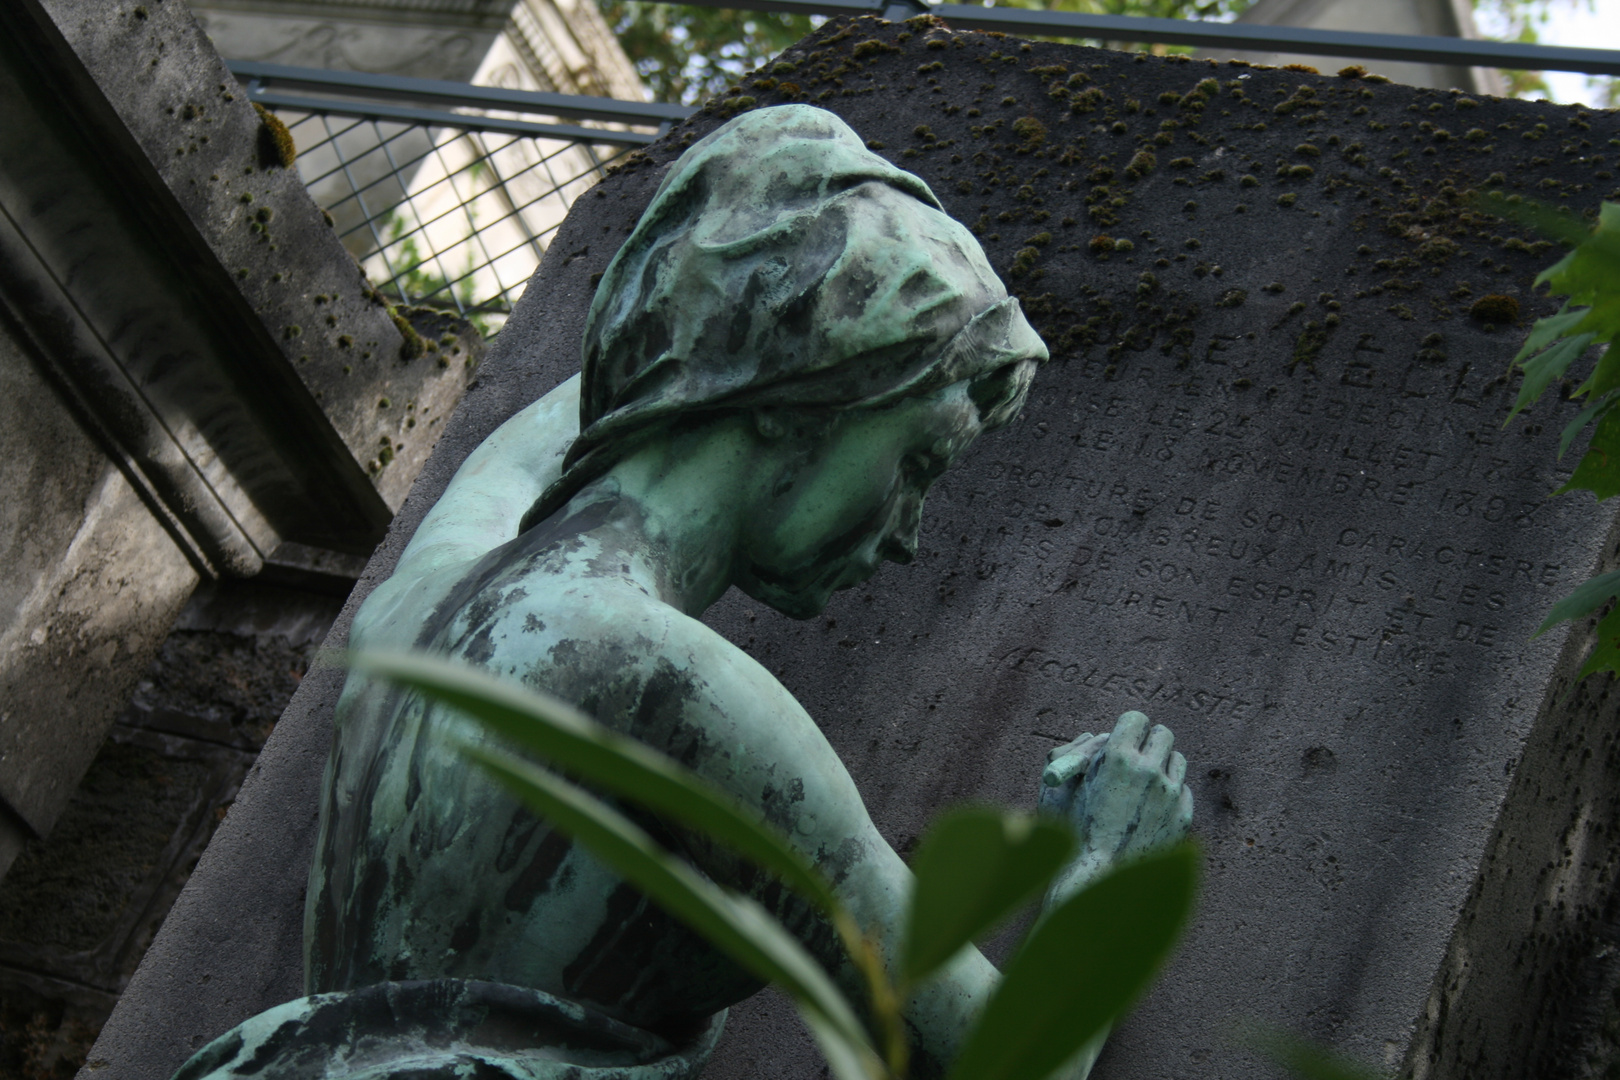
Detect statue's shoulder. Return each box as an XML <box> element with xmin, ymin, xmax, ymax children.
<box><xmin>533</xmin><ymin>584</ymin><xmax>809</xmax><ymax>730</ymax></box>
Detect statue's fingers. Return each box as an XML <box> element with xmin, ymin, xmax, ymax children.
<box><xmin>1042</xmin><ymin>751</ymin><xmax>1089</xmax><ymax>788</ymax></box>
<box><xmin>1047</xmin><ymin>732</ymin><xmax>1095</xmax><ymax>764</ymax></box>
<box><xmin>1143</xmin><ymin>724</ymin><xmax>1175</xmax><ymax>765</ymax></box>
<box><xmin>1178</xmin><ymin>786</ymin><xmax>1195</xmax><ymax>829</ymax></box>
<box><xmin>1167</xmin><ymin>750</ymin><xmax>1187</xmax><ymax>785</ymax></box>
<box><xmin>1111</xmin><ymin>710</ymin><xmax>1151</xmax><ymax>751</ymax></box>
<box><xmin>1037</xmin><ymin>779</ymin><xmax>1072</xmax><ymax>817</ymax></box>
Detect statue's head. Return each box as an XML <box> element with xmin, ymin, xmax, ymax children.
<box><xmin>527</xmin><ymin>105</ymin><xmax>1047</xmax><ymax>616</ymax></box>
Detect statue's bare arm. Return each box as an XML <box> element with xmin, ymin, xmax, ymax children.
<box><xmin>632</xmin><ymin>611</ymin><xmax>1001</xmax><ymax>1072</ymax></box>
<box><xmin>350</xmin><ymin>377</ymin><xmax>580</xmax><ymax>652</ymax></box>
<box><xmin>631</xmin><ymin>614</ymin><xmax>1190</xmax><ymax>1077</ymax></box>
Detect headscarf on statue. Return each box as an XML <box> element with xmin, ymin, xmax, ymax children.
<box><xmin>520</xmin><ymin>103</ymin><xmax>1048</xmax><ymax>531</ymax></box>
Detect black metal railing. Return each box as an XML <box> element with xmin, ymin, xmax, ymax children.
<box><xmin>690</xmin><ymin>0</ymin><xmax>1620</xmax><ymax>76</ymax></box>
<box><xmin>229</xmin><ymin>5</ymin><xmax>1618</xmax><ymax>330</ymax></box>
<box><xmin>231</xmin><ymin>62</ymin><xmax>698</xmax><ymax>331</ymax></box>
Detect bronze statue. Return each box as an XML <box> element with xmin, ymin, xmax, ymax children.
<box><xmin>175</xmin><ymin>104</ymin><xmax>1191</xmax><ymax>1080</ymax></box>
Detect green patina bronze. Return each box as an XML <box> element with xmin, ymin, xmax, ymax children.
<box><xmin>175</xmin><ymin>104</ymin><xmax>1192</xmax><ymax>1080</ymax></box>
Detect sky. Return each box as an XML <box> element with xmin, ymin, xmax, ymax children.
<box><xmin>1475</xmin><ymin>0</ymin><xmax>1619</xmax><ymax>107</ymax></box>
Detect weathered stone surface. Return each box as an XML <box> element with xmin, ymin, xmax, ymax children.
<box><xmin>1</xmin><ymin>577</ymin><xmax>340</xmax><ymax>1080</ymax></box>
<box><xmin>1403</xmin><ymin>555</ymin><xmax>1620</xmax><ymax>1080</ymax></box>
<box><xmin>10</xmin><ymin>0</ymin><xmax>481</xmax><ymax>530</ymax></box>
<box><xmin>0</xmin><ymin>316</ymin><xmax>199</xmax><ymax>853</ymax></box>
<box><xmin>85</xmin><ymin>16</ymin><xmax>1620</xmax><ymax>1080</ymax></box>
<box><xmin>0</xmin><ymin>0</ymin><xmax>479</xmax><ymax>868</ymax></box>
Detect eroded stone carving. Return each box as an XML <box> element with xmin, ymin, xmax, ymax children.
<box><xmin>173</xmin><ymin>105</ymin><xmax>1191</xmax><ymax>1080</ymax></box>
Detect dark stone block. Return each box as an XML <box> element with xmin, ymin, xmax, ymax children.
<box><xmin>84</xmin><ymin>15</ymin><xmax>1620</xmax><ymax>1080</ymax></box>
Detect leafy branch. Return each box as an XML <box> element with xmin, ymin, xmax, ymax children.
<box><xmin>1489</xmin><ymin>198</ymin><xmax>1620</xmax><ymax>679</ymax></box>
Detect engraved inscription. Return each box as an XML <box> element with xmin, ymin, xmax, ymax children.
<box><xmin>935</xmin><ymin>353</ymin><xmax>1587</xmax><ymax>713</ymax></box>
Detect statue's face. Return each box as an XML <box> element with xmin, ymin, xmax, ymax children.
<box><xmin>735</xmin><ymin>382</ymin><xmax>987</xmax><ymax>619</ymax></box>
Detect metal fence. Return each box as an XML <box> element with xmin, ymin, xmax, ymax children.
<box><xmin>233</xmin><ymin>62</ymin><xmax>694</xmax><ymax>333</ymax></box>
<box><xmin>231</xmin><ymin>6</ymin><xmax>1620</xmax><ymax>333</ymax></box>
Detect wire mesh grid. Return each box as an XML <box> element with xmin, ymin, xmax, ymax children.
<box><xmin>276</xmin><ymin>108</ymin><xmax>634</xmax><ymax>335</ymax></box>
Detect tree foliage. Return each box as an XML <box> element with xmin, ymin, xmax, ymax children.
<box><xmin>598</xmin><ymin>1</ymin><xmax>820</xmax><ymax>105</ymax></box>
<box><xmin>1472</xmin><ymin>0</ymin><xmax>1601</xmax><ymax>101</ymax></box>
<box><xmin>601</xmin><ymin>0</ymin><xmax>1600</xmax><ymax>106</ymax></box>
<box><xmin>1493</xmin><ymin>199</ymin><xmax>1620</xmax><ymax>680</ymax></box>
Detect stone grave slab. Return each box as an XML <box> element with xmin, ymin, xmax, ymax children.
<box><xmin>85</xmin><ymin>16</ymin><xmax>1620</xmax><ymax>1080</ymax></box>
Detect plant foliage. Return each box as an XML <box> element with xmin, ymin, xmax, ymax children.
<box><xmin>1490</xmin><ymin>199</ymin><xmax>1620</xmax><ymax>679</ymax></box>
<box><xmin>349</xmin><ymin>649</ymin><xmax>1199</xmax><ymax>1080</ymax></box>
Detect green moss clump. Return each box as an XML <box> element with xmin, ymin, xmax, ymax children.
<box><xmin>252</xmin><ymin>103</ymin><xmax>296</xmax><ymax>169</ymax></box>
<box><xmin>1470</xmin><ymin>293</ymin><xmax>1520</xmax><ymax>323</ymax></box>
<box><xmin>1009</xmin><ymin>247</ymin><xmax>1041</xmax><ymax>277</ymax></box>
<box><xmin>390</xmin><ymin>308</ymin><xmax>427</xmax><ymax>361</ymax></box>
<box><xmin>1012</xmin><ymin>116</ymin><xmax>1047</xmax><ymax>147</ymax></box>
<box><xmin>1418</xmin><ymin>236</ymin><xmax>1460</xmax><ymax>262</ymax></box>
<box><xmin>1070</xmin><ymin>87</ymin><xmax>1105</xmax><ymax>114</ymax></box>
<box><xmin>1125</xmin><ymin>149</ymin><xmax>1157</xmax><ymax>179</ymax></box>
<box><xmin>852</xmin><ymin>39</ymin><xmax>900</xmax><ymax>58</ymax></box>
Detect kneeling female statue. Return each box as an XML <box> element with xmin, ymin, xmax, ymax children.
<box><xmin>176</xmin><ymin>104</ymin><xmax>1192</xmax><ymax>1080</ymax></box>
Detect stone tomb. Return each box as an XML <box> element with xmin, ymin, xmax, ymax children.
<box><xmin>89</xmin><ymin>17</ymin><xmax>1620</xmax><ymax>1080</ymax></box>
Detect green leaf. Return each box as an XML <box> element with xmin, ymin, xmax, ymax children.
<box><xmin>346</xmin><ymin>650</ymin><xmax>839</xmax><ymax>915</ymax></box>
<box><xmin>464</xmin><ymin>745</ymin><xmax>883</xmax><ymax>1080</ymax></box>
<box><xmin>1571</xmin><ymin>295</ymin><xmax>1620</xmax><ymax>348</ymax></box>
<box><xmin>1512</xmin><ymin>305</ymin><xmax>1586</xmax><ymax>366</ymax></box>
<box><xmin>1507</xmin><ymin>331</ymin><xmax>1594</xmax><ymax>423</ymax></box>
<box><xmin>946</xmin><ymin>843</ymin><xmax>1199</xmax><ymax>1080</ymax></box>
<box><xmin>1474</xmin><ymin>191</ymin><xmax>1590</xmax><ymax>250</ymax></box>
<box><xmin>1578</xmin><ymin>604</ymin><xmax>1620</xmax><ymax>681</ymax></box>
<box><xmin>1539</xmin><ymin>202</ymin><xmax>1620</xmax><ymax>304</ymax></box>
<box><xmin>1533</xmin><ymin>567</ymin><xmax>1620</xmax><ymax>636</ymax></box>
<box><xmin>1245</xmin><ymin>1028</ymin><xmax>1387</xmax><ymax>1080</ymax></box>
<box><xmin>902</xmin><ymin>807</ymin><xmax>1074</xmax><ymax>986</ymax></box>
<box><xmin>1558</xmin><ymin>387</ymin><xmax>1620</xmax><ymax>459</ymax></box>
<box><xmin>1559</xmin><ymin>407</ymin><xmax>1620</xmax><ymax>501</ymax></box>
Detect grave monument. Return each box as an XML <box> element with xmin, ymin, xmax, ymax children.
<box><xmin>86</xmin><ymin>12</ymin><xmax>1620</xmax><ymax>1080</ymax></box>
